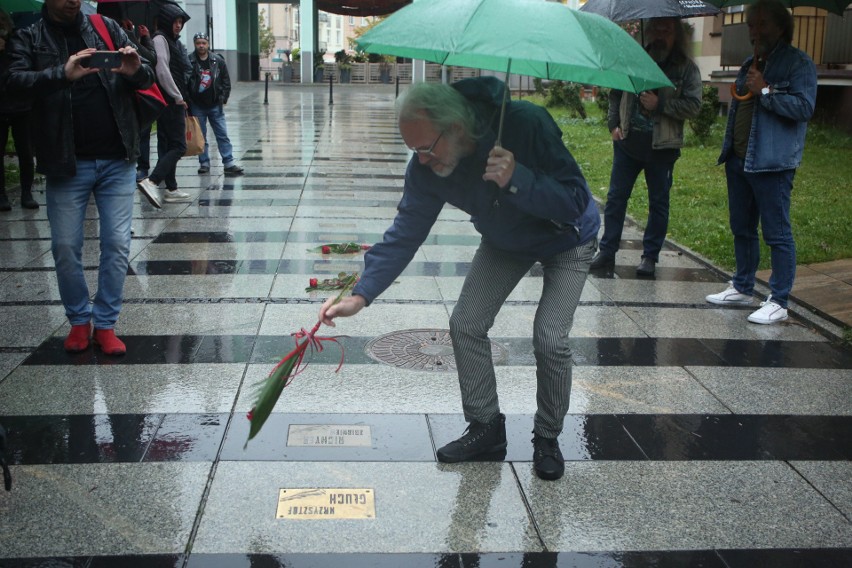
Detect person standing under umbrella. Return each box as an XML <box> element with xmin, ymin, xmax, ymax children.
<box><xmin>319</xmin><ymin>78</ymin><xmax>600</xmax><ymax>481</ymax></box>
<box><xmin>590</xmin><ymin>17</ymin><xmax>702</xmax><ymax>276</ymax></box>
<box><xmin>706</xmin><ymin>0</ymin><xmax>816</xmax><ymax>324</ymax></box>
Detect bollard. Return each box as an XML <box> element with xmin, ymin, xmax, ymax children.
<box><xmin>264</xmin><ymin>72</ymin><xmax>269</xmax><ymax>105</ymax></box>
<box><xmin>329</xmin><ymin>74</ymin><xmax>334</xmax><ymax>105</ymax></box>
<box><xmin>395</xmin><ymin>75</ymin><xmax>399</xmax><ymax>98</ymax></box>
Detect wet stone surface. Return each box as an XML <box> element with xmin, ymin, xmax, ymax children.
<box><xmin>365</xmin><ymin>329</ymin><xmax>507</xmax><ymax>371</ymax></box>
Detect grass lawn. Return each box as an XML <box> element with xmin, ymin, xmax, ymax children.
<box><xmin>530</xmin><ymin>95</ymin><xmax>852</xmax><ymax>272</ymax></box>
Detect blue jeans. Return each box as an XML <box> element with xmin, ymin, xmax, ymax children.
<box><xmin>189</xmin><ymin>103</ymin><xmax>235</xmax><ymax>167</ymax></box>
<box><xmin>598</xmin><ymin>141</ymin><xmax>676</xmax><ymax>261</ymax></box>
<box><xmin>725</xmin><ymin>155</ymin><xmax>797</xmax><ymax>308</ymax></box>
<box><xmin>45</xmin><ymin>160</ymin><xmax>135</xmax><ymax>329</ymax></box>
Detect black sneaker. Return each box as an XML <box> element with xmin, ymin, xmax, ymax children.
<box><xmin>197</xmin><ymin>165</ymin><xmax>210</xmax><ymax>174</ymax></box>
<box><xmin>532</xmin><ymin>433</ymin><xmax>564</xmax><ymax>480</ymax></box>
<box><xmin>224</xmin><ymin>165</ymin><xmax>244</xmax><ymax>176</ymax></box>
<box><xmin>436</xmin><ymin>413</ymin><xmax>507</xmax><ymax>463</ymax></box>
<box><xmin>589</xmin><ymin>251</ymin><xmax>615</xmax><ymax>270</ymax></box>
<box><xmin>636</xmin><ymin>256</ymin><xmax>656</xmax><ymax>276</ymax></box>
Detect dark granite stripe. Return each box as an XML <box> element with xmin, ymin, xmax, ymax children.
<box><xmin>20</xmin><ymin>335</ymin><xmax>852</xmax><ymax>369</ymax></box>
<box><xmin>194</xmin><ymin>197</ymin><xmax>403</xmax><ymax>208</ymax></box>
<box><xmin>5</xmin><ymin>550</ymin><xmax>850</xmax><ymax>568</ymax></box>
<box><xmin>150</xmin><ymin>230</ymin><xmax>482</xmax><ymax>246</ymax></box>
<box><xmin>4</xmin><ymin>413</ymin><xmax>851</xmax><ymax>465</ymax></box>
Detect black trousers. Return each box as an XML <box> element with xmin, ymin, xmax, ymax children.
<box><xmin>0</xmin><ymin>112</ymin><xmax>35</xmax><ymax>193</ymax></box>
<box><xmin>150</xmin><ymin>104</ymin><xmax>186</xmax><ymax>189</ymax></box>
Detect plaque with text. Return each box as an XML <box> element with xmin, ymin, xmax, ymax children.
<box><xmin>318</xmin><ymin>234</ymin><xmax>359</xmax><ymax>242</ymax></box>
<box><xmin>276</xmin><ymin>488</ymin><xmax>375</xmax><ymax>519</ymax></box>
<box><xmin>313</xmin><ymin>262</ymin><xmax>359</xmax><ymax>273</ymax></box>
<box><xmin>288</xmin><ymin>424</ymin><xmax>373</xmax><ymax>447</ymax></box>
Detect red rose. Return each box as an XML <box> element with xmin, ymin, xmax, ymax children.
<box><xmin>309</xmin><ymin>278</ymin><xmax>318</xmax><ymax>288</ymax></box>
<box><xmin>321</xmin><ymin>245</ymin><xmax>331</xmax><ymax>254</ymax></box>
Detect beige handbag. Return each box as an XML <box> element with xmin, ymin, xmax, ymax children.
<box><xmin>184</xmin><ymin>114</ymin><xmax>205</xmax><ymax>157</ymax></box>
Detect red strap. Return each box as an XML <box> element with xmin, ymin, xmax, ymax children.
<box><xmin>88</xmin><ymin>14</ymin><xmax>116</xmax><ymax>51</ymax></box>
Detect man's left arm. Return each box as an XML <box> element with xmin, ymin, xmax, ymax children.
<box><xmin>760</xmin><ymin>53</ymin><xmax>817</xmax><ymax>123</ymax></box>
<box><xmin>657</xmin><ymin>60</ymin><xmax>702</xmax><ymax>120</ymax></box>
<box><xmin>219</xmin><ymin>55</ymin><xmax>231</xmax><ymax>104</ymax></box>
<box><xmin>495</xmin><ymin>110</ymin><xmax>591</xmax><ymax>225</ymax></box>
<box><xmin>110</xmin><ymin>21</ymin><xmax>154</xmax><ymax>90</ymax></box>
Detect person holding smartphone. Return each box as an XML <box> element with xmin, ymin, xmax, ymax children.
<box><xmin>5</xmin><ymin>0</ymin><xmax>155</xmax><ymax>355</ymax></box>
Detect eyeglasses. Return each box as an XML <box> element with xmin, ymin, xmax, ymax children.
<box><xmin>409</xmin><ymin>130</ymin><xmax>444</xmax><ymax>157</ymax></box>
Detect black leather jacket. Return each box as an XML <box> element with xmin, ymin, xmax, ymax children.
<box><xmin>5</xmin><ymin>12</ymin><xmax>154</xmax><ymax>176</ymax></box>
<box><xmin>188</xmin><ymin>51</ymin><xmax>230</xmax><ymax>105</ymax></box>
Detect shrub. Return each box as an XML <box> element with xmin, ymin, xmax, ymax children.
<box><xmin>689</xmin><ymin>84</ymin><xmax>721</xmax><ymax>145</ymax></box>
<box><xmin>595</xmin><ymin>87</ymin><xmax>610</xmax><ymax>116</ymax></box>
<box><xmin>545</xmin><ymin>81</ymin><xmax>586</xmax><ymax>119</ymax></box>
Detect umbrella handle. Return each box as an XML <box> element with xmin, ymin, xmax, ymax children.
<box><xmin>496</xmin><ymin>59</ymin><xmax>512</xmax><ymax>147</ymax></box>
<box><xmin>731</xmin><ymin>57</ymin><xmax>757</xmax><ymax>102</ymax></box>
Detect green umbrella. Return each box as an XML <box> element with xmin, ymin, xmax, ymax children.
<box><xmin>705</xmin><ymin>0</ymin><xmax>849</xmax><ymax>17</ymax></box>
<box><xmin>356</xmin><ymin>0</ymin><xmax>674</xmax><ymax>95</ymax></box>
<box><xmin>0</xmin><ymin>0</ymin><xmax>44</xmax><ymax>13</ymax></box>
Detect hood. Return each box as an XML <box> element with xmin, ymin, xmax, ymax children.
<box><xmin>451</xmin><ymin>76</ymin><xmax>509</xmax><ymax>107</ymax></box>
<box><xmin>156</xmin><ymin>1</ymin><xmax>190</xmax><ymax>29</ymax></box>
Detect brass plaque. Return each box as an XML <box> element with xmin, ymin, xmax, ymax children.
<box><xmin>287</xmin><ymin>424</ymin><xmax>373</xmax><ymax>447</ymax></box>
<box><xmin>318</xmin><ymin>234</ymin><xmax>359</xmax><ymax>242</ymax></box>
<box><xmin>313</xmin><ymin>262</ymin><xmax>358</xmax><ymax>273</ymax></box>
<box><xmin>276</xmin><ymin>488</ymin><xmax>375</xmax><ymax>520</ymax></box>
<box><xmin>318</xmin><ymin>222</ymin><xmax>357</xmax><ymax>229</ymax></box>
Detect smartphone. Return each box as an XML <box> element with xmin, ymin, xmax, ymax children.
<box><xmin>82</xmin><ymin>51</ymin><xmax>122</xmax><ymax>70</ymax></box>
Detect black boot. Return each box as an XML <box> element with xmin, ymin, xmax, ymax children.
<box><xmin>589</xmin><ymin>251</ymin><xmax>615</xmax><ymax>270</ymax></box>
<box><xmin>20</xmin><ymin>189</ymin><xmax>39</xmax><ymax>210</ymax></box>
<box><xmin>0</xmin><ymin>191</ymin><xmax>10</xmax><ymax>212</ymax></box>
<box><xmin>636</xmin><ymin>256</ymin><xmax>656</xmax><ymax>276</ymax></box>
<box><xmin>532</xmin><ymin>433</ymin><xmax>564</xmax><ymax>480</ymax></box>
<box><xmin>436</xmin><ymin>413</ymin><xmax>507</xmax><ymax>463</ymax></box>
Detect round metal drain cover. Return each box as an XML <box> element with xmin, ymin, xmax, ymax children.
<box><xmin>365</xmin><ymin>329</ymin><xmax>507</xmax><ymax>372</ymax></box>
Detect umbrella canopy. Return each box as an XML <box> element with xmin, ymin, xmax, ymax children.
<box><xmin>0</xmin><ymin>0</ymin><xmax>43</xmax><ymax>12</ymax></box>
<box><xmin>356</xmin><ymin>0</ymin><xmax>674</xmax><ymax>94</ymax></box>
<box><xmin>579</xmin><ymin>0</ymin><xmax>721</xmax><ymax>22</ymax></box>
<box><xmin>705</xmin><ymin>0</ymin><xmax>849</xmax><ymax>16</ymax></box>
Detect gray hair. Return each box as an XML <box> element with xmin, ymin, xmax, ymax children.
<box><xmin>747</xmin><ymin>0</ymin><xmax>795</xmax><ymax>44</ymax></box>
<box><xmin>395</xmin><ymin>82</ymin><xmax>478</xmax><ymax>136</ymax></box>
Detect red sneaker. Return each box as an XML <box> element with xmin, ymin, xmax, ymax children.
<box><xmin>92</xmin><ymin>328</ymin><xmax>127</xmax><ymax>356</ymax></box>
<box><xmin>64</xmin><ymin>323</ymin><xmax>91</xmax><ymax>353</ymax></box>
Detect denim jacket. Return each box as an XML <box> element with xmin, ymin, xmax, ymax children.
<box><xmin>719</xmin><ymin>42</ymin><xmax>817</xmax><ymax>173</ymax></box>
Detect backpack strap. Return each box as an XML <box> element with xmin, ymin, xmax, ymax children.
<box><xmin>88</xmin><ymin>14</ymin><xmax>116</xmax><ymax>51</ymax></box>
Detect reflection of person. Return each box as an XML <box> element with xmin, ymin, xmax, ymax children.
<box><xmin>0</xmin><ymin>9</ymin><xmax>37</xmax><ymax>211</ymax></box>
<box><xmin>188</xmin><ymin>32</ymin><xmax>243</xmax><ymax>176</ymax></box>
<box><xmin>591</xmin><ymin>17</ymin><xmax>702</xmax><ymax>276</ymax></box>
<box><xmin>137</xmin><ymin>2</ymin><xmax>191</xmax><ymax>205</ymax></box>
<box><xmin>706</xmin><ymin>0</ymin><xmax>816</xmax><ymax>325</ymax></box>
<box><xmin>319</xmin><ymin>78</ymin><xmax>600</xmax><ymax>481</ymax></box>
<box><xmin>6</xmin><ymin>0</ymin><xmax>154</xmax><ymax>354</ymax></box>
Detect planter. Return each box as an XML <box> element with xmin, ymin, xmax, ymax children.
<box><xmin>314</xmin><ymin>68</ymin><xmax>325</xmax><ymax>83</ymax></box>
<box><xmin>280</xmin><ymin>65</ymin><xmax>293</xmax><ymax>83</ymax></box>
<box><xmin>379</xmin><ymin>69</ymin><xmax>391</xmax><ymax>84</ymax></box>
<box><xmin>339</xmin><ymin>68</ymin><xmax>351</xmax><ymax>83</ymax></box>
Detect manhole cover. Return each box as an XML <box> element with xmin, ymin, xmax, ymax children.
<box><xmin>365</xmin><ymin>329</ymin><xmax>507</xmax><ymax>372</ymax></box>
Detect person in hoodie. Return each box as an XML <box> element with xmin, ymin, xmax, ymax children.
<box><xmin>136</xmin><ymin>2</ymin><xmax>191</xmax><ymax>207</ymax></box>
<box><xmin>5</xmin><ymin>0</ymin><xmax>154</xmax><ymax>354</ymax></box>
<box><xmin>319</xmin><ymin>78</ymin><xmax>600</xmax><ymax>481</ymax></box>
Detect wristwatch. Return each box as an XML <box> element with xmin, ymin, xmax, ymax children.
<box><xmin>761</xmin><ymin>84</ymin><xmax>772</xmax><ymax>96</ymax></box>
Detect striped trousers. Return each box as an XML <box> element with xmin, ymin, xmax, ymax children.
<box><xmin>449</xmin><ymin>238</ymin><xmax>595</xmax><ymax>438</ymax></box>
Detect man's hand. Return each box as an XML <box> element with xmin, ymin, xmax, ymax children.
<box><xmin>639</xmin><ymin>90</ymin><xmax>659</xmax><ymax>112</ymax></box>
<box><xmin>319</xmin><ymin>294</ymin><xmax>366</xmax><ymax>327</ymax></box>
<box><xmin>611</xmin><ymin>126</ymin><xmax>623</xmax><ymax>141</ymax></box>
<box><xmin>482</xmin><ymin>145</ymin><xmax>515</xmax><ymax>189</ymax></box>
<box><xmin>115</xmin><ymin>46</ymin><xmax>141</xmax><ymax>77</ymax></box>
<box><xmin>137</xmin><ymin>24</ymin><xmax>150</xmax><ymax>38</ymax></box>
<box><xmin>746</xmin><ymin>66</ymin><xmax>767</xmax><ymax>96</ymax></box>
<box><xmin>64</xmin><ymin>48</ymin><xmax>100</xmax><ymax>81</ymax></box>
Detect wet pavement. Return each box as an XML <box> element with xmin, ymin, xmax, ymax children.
<box><xmin>0</xmin><ymin>83</ymin><xmax>850</xmax><ymax>567</ymax></box>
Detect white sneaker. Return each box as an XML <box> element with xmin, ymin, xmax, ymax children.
<box><xmin>748</xmin><ymin>298</ymin><xmax>788</xmax><ymax>325</ymax></box>
<box><xmin>706</xmin><ymin>282</ymin><xmax>753</xmax><ymax>306</ymax></box>
<box><xmin>163</xmin><ymin>189</ymin><xmax>191</xmax><ymax>203</ymax></box>
<box><xmin>137</xmin><ymin>178</ymin><xmax>162</xmax><ymax>209</ymax></box>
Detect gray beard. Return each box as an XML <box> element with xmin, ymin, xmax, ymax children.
<box><xmin>648</xmin><ymin>44</ymin><xmax>672</xmax><ymax>63</ymax></box>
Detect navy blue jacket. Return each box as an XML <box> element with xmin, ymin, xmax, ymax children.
<box><xmin>353</xmin><ymin>77</ymin><xmax>600</xmax><ymax>304</ymax></box>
